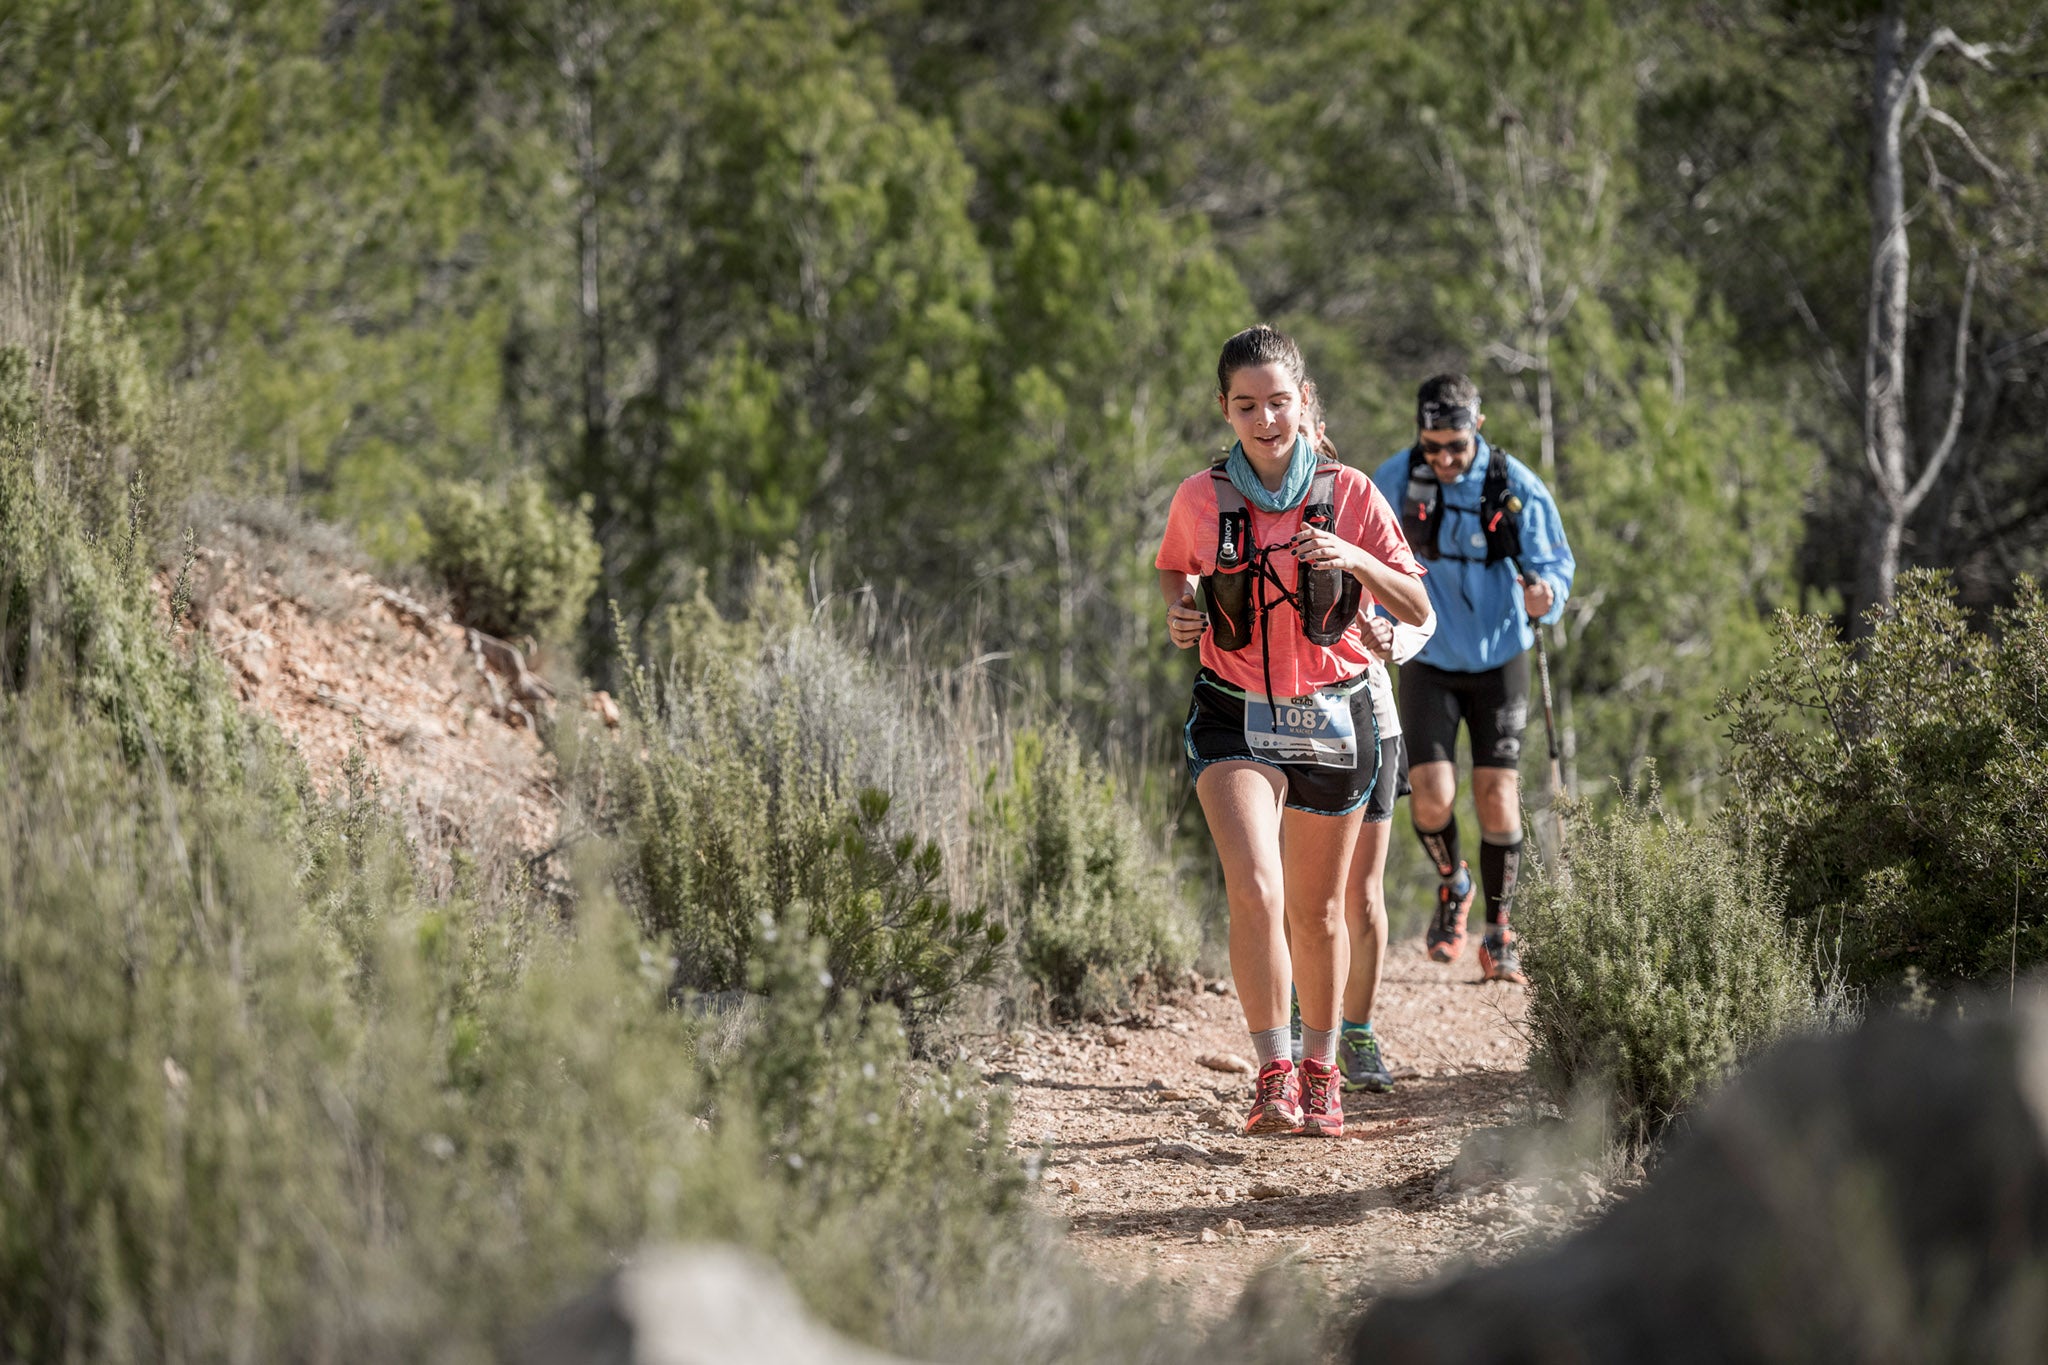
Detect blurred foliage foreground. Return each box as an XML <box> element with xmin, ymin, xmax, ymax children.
<box><xmin>0</xmin><ymin>317</ymin><xmax>1237</xmax><ymax>1363</ymax></box>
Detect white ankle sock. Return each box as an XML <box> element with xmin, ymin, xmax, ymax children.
<box><xmin>1251</xmin><ymin>1026</ymin><xmax>1291</xmax><ymax>1068</ymax></box>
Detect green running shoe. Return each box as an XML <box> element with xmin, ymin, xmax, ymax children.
<box><xmin>1339</xmin><ymin>1025</ymin><xmax>1395</xmax><ymax>1093</ymax></box>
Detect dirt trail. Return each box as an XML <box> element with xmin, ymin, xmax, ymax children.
<box><xmin>988</xmin><ymin>946</ymin><xmax>1607</xmax><ymax>1316</ymax></box>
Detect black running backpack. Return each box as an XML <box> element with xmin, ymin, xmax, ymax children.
<box><xmin>1200</xmin><ymin>459</ymin><xmax>1362</xmax><ymax>652</ymax></box>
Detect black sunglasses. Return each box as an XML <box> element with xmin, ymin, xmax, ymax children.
<box><xmin>1419</xmin><ymin>436</ymin><xmax>1473</xmax><ymax>457</ymax></box>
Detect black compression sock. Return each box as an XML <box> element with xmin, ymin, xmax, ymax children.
<box><xmin>1481</xmin><ymin>832</ymin><xmax>1524</xmax><ymax>926</ymax></box>
<box><xmin>1415</xmin><ymin>816</ymin><xmax>1460</xmax><ymax>881</ymax></box>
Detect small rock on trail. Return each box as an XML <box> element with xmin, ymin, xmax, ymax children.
<box><xmin>1248</xmin><ymin>1181</ymin><xmax>1301</xmax><ymax>1200</ymax></box>
<box><xmin>1151</xmin><ymin>1140</ymin><xmax>1216</xmax><ymax>1165</ymax></box>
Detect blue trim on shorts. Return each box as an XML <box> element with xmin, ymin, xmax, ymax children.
<box><xmin>1191</xmin><ymin>749</ymin><xmax>1291</xmax><ymax>788</ymax></box>
<box><xmin>1185</xmin><ymin>675</ymin><xmax>1296</xmax><ymax>787</ymax></box>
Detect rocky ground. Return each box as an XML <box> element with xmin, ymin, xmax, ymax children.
<box><xmin>983</xmin><ymin>952</ymin><xmax>1623</xmax><ymax>1320</ymax></box>
<box><xmin>165</xmin><ymin>523</ymin><xmax>596</xmax><ymax>895</ymax></box>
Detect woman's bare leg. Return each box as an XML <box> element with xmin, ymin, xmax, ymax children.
<box><xmin>1196</xmin><ymin>761</ymin><xmax>1290</xmax><ymax>1031</ymax></box>
<box><xmin>1343</xmin><ymin>818</ymin><xmax>1393</xmax><ymax>1025</ymax></box>
<box><xmin>1279</xmin><ymin>804</ymin><xmax>1363</xmax><ymax>1038</ymax></box>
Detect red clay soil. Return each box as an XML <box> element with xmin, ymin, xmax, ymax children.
<box><xmin>170</xmin><ymin>543</ymin><xmax>570</xmax><ymax>886</ymax></box>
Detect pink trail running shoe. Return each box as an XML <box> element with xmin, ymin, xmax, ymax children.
<box><xmin>1242</xmin><ymin>1059</ymin><xmax>1303</xmax><ymax>1136</ymax></box>
<box><xmin>1298</xmin><ymin>1057</ymin><xmax>1344</xmax><ymax>1138</ymax></box>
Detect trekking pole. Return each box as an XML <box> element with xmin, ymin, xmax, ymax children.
<box><xmin>1528</xmin><ymin>607</ymin><xmax>1562</xmax><ymax>801</ymax></box>
<box><xmin>1508</xmin><ymin>552</ymin><xmax>1565</xmax><ymax>846</ymax></box>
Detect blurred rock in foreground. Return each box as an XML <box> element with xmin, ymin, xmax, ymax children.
<box><xmin>1351</xmin><ymin>999</ymin><xmax>2048</xmax><ymax>1364</ymax></box>
<box><xmin>518</xmin><ymin>1245</ymin><xmax>924</xmax><ymax>1365</ymax></box>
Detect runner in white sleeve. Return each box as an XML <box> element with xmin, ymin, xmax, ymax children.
<box><xmin>1299</xmin><ymin>381</ymin><xmax>1437</xmax><ymax>1092</ymax></box>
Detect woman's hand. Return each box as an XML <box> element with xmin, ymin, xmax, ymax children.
<box><xmin>1167</xmin><ymin>587</ymin><xmax>1207</xmax><ymax>649</ymax></box>
<box><xmin>1359</xmin><ymin>614</ymin><xmax>1396</xmax><ymax>662</ymax></box>
<box><xmin>1290</xmin><ymin>526</ymin><xmax>1430</xmax><ymax>626</ymax></box>
<box><xmin>1289</xmin><ymin>525</ymin><xmax>1369</xmax><ymax>577</ymax></box>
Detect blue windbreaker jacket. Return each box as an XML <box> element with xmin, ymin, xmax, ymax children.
<box><xmin>1368</xmin><ymin>438</ymin><xmax>1574</xmax><ymax>675</ymax></box>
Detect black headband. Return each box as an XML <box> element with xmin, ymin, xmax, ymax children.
<box><xmin>1417</xmin><ymin>400</ymin><xmax>1479</xmax><ymax>431</ymax></box>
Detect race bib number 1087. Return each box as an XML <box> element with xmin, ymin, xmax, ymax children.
<box><xmin>1244</xmin><ymin>689</ymin><xmax>1358</xmax><ymax>769</ymax></box>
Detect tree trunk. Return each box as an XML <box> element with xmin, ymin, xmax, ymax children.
<box><xmin>1853</xmin><ymin>0</ymin><xmax>1912</xmax><ymax>633</ymax></box>
<box><xmin>1049</xmin><ymin>476</ymin><xmax>1074</xmax><ymax>707</ymax></box>
<box><xmin>567</xmin><ymin>14</ymin><xmax>624</xmax><ymax>667</ymax></box>
<box><xmin>574</xmin><ymin>66</ymin><xmax>608</xmax><ymax>502</ymax></box>
<box><xmin>1491</xmin><ymin>115</ymin><xmax>1576</xmax><ymax>801</ymax></box>
<box><xmin>1857</xmin><ymin>495</ymin><xmax>1905</xmax><ymax>624</ymax></box>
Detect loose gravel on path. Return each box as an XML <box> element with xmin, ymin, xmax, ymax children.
<box><xmin>985</xmin><ymin>945</ymin><xmax>1613</xmax><ymax>1318</ymax></box>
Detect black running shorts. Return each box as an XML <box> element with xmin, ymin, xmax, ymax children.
<box><xmin>1362</xmin><ymin>734</ymin><xmax>1403</xmax><ymax>824</ymax></box>
<box><xmin>1184</xmin><ymin>670</ymin><xmax>1381</xmax><ymax>817</ymax></box>
<box><xmin>1397</xmin><ymin>657</ymin><xmax>1529</xmax><ymax>771</ymax></box>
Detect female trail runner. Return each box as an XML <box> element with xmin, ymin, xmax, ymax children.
<box><xmin>1156</xmin><ymin>326</ymin><xmax>1429</xmax><ymax>1138</ymax></box>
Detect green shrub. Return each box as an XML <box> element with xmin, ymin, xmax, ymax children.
<box><xmin>720</xmin><ymin>934</ymin><xmax>1029</xmax><ymax>1343</ymax></box>
<box><xmin>1518</xmin><ymin>782</ymin><xmax>1827</xmax><ymax>1149</ymax></box>
<box><xmin>0</xmin><ymin>697</ymin><xmax>364</xmax><ymax>1362</ymax></box>
<box><xmin>422</xmin><ymin>472</ymin><xmax>601</xmax><ymax>643</ymax></box>
<box><xmin>0</xmin><ymin>345</ymin><xmax>34</xmax><ymax>430</ymax></box>
<box><xmin>1722</xmin><ymin>570</ymin><xmax>2048</xmax><ymax>993</ymax></box>
<box><xmin>2</xmin><ymin>657</ymin><xmax>1232</xmax><ymax>1362</ymax></box>
<box><xmin>0</xmin><ymin>416</ymin><xmax>1029</xmax><ymax>1359</ymax></box>
<box><xmin>0</xmin><ymin>672</ymin><xmax>1276</xmax><ymax>1363</ymax></box>
<box><xmin>1001</xmin><ymin>730</ymin><xmax>1198</xmax><ymax>1019</ymax></box>
<box><xmin>0</xmin><ymin>266</ymin><xmax>1300</xmax><ymax>1365</ymax></box>
<box><xmin>59</xmin><ymin>286</ymin><xmax>154</xmax><ymax>442</ymax></box>
<box><xmin>0</xmin><ymin>258</ymin><xmax>206</xmax><ymax>552</ymax></box>
<box><xmin>806</xmin><ymin>789</ymin><xmax>1007</xmax><ymax>1029</ymax></box>
<box><xmin>621</xmin><ymin>567</ymin><xmax>1005</xmax><ymax>1039</ymax></box>
<box><xmin>608</xmin><ymin>563</ymin><xmax>1199</xmax><ymax>1032</ymax></box>
<box><xmin>0</xmin><ymin>447</ymin><xmax>252</xmax><ymax>786</ymax></box>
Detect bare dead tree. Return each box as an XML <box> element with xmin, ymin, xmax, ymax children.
<box><xmin>1478</xmin><ymin>114</ymin><xmax>1608</xmax><ymax>481</ymax></box>
<box><xmin>560</xmin><ymin>3</ymin><xmax>616</xmax><ymax>515</ymax></box>
<box><xmin>1854</xmin><ymin>2</ymin><xmax>2009</xmax><ymax>627</ymax></box>
<box><xmin>1459</xmin><ymin>107</ymin><xmax>1616</xmax><ymax>804</ymax></box>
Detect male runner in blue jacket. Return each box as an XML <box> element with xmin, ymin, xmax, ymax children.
<box><xmin>1370</xmin><ymin>374</ymin><xmax>1574</xmax><ymax>983</ymax></box>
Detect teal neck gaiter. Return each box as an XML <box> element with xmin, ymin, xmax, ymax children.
<box><xmin>1225</xmin><ymin>435</ymin><xmax>1317</xmax><ymax>513</ymax></box>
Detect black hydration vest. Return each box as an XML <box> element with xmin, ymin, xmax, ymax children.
<box><xmin>1401</xmin><ymin>442</ymin><xmax>1523</xmax><ymax>566</ymax></box>
<box><xmin>1199</xmin><ymin>457</ymin><xmax>1362</xmax><ymax>655</ymax></box>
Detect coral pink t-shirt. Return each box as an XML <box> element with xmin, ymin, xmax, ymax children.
<box><xmin>1154</xmin><ymin>462</ymin><xmax>1423</xmax><ymax>698</ymax></box>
